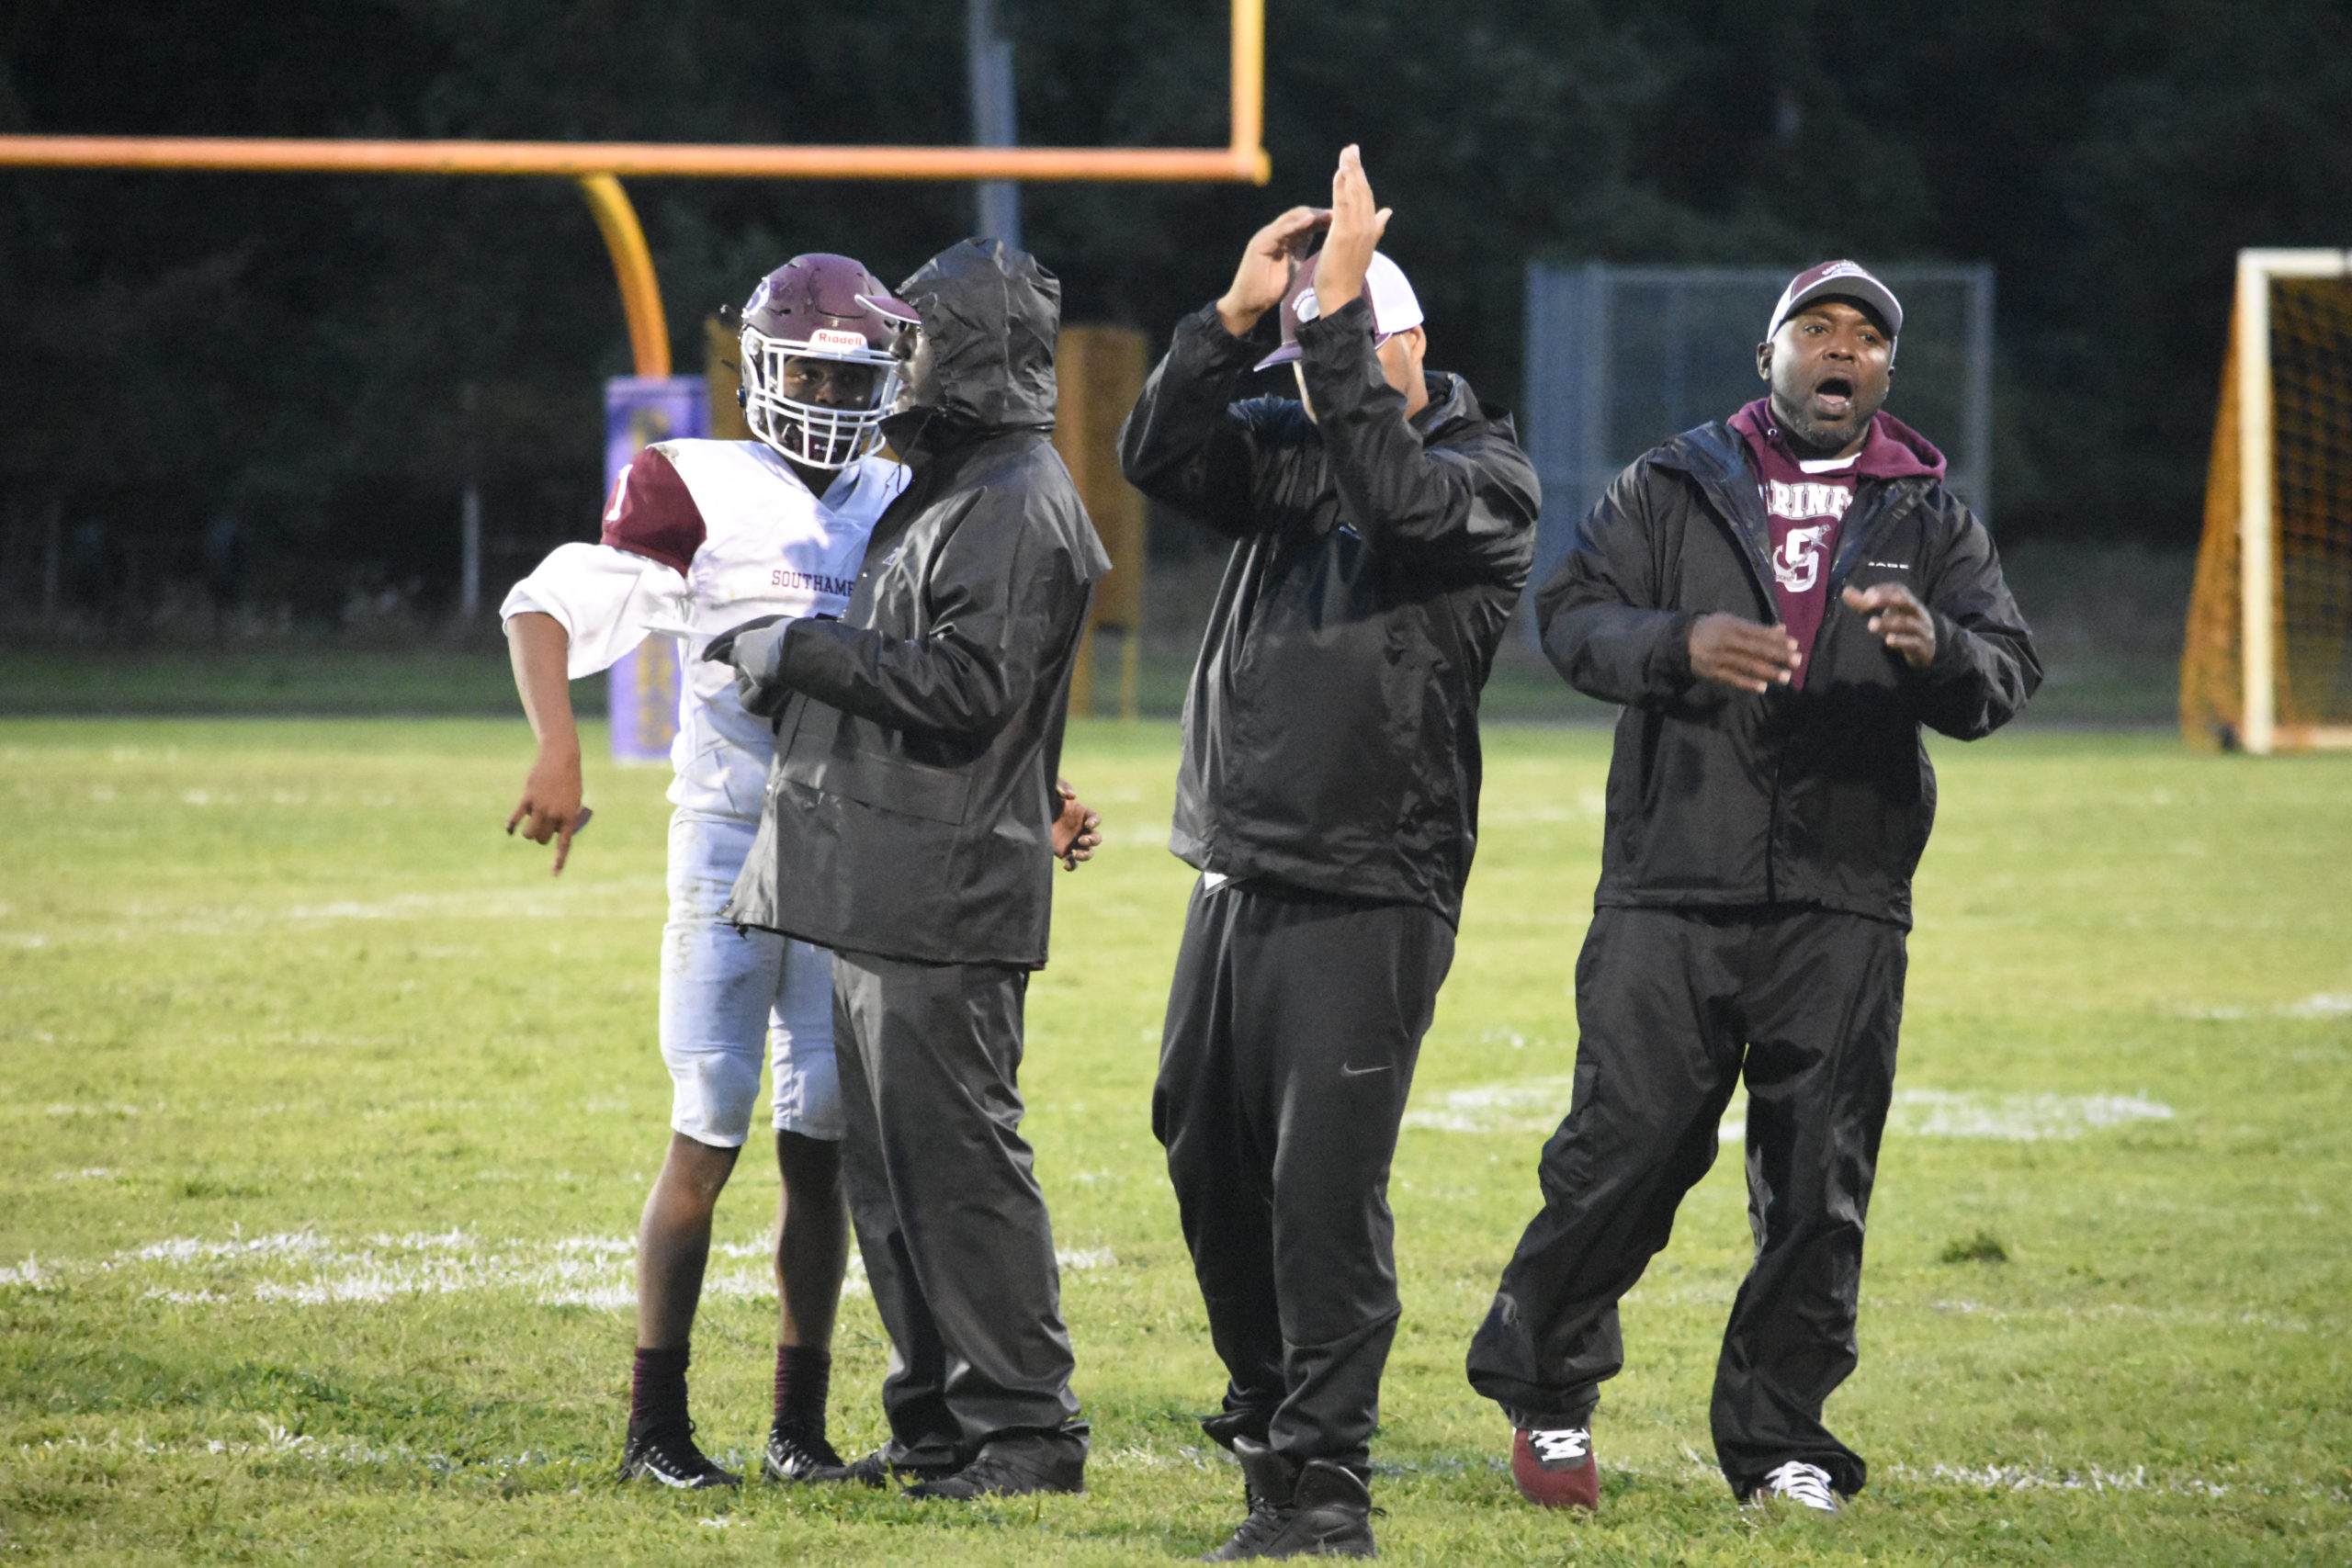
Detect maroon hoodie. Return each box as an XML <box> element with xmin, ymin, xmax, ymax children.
<box><xmin>1727</xmin><ymin>399</ymin><xmax>1945</xmax><ymax>688</ymax></box>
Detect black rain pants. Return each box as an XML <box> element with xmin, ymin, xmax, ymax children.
<box><xmin>831</xmin><ymin>949</ymin><xmax>1083</xmax><ymax>1467</ymax></box>
<box><xmin>1464</xmin><ymin>906</ymin><xmax>1905</xmax><ymax>1497</ymax></box>
<box><xmin>1153</xmin><ymin>878</ymin><xmax>1455</xmax><ymax>1475</ymax></box>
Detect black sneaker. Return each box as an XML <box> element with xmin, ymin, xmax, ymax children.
<box><xmin>812</xmin><ymin>1446</ymin><xmax>958</xmax><ymax>1489</ymax></box>
<box><xmin>1203</xmin><ymin>1436</ymin><xmax>1295</xmax><ymax>1561</ymax></box>
<box><xmin>761</xmin><ymin>1420</ymin><xmax>844</xmax><ymax>1483</ymax></box>
<box><xmin>902</xmin><ymin>1430</ymin><xmax>1088</xmax><ymax>1500</ymax></box>
<box><xmin>617</xmin><ymin>1423</ymin><xmax>741</xmax><ymax>1490</ymax></box>
<box><xmin>1204</xmin><ymin>1437</ymin><xmax>1375</xmax><ymax>1560</ymax></box>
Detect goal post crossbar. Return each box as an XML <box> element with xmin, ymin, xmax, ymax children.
<box><xmin>0</xmin><ymin>136</ymin><xmax>1269</xmax><ymax>185</ymax></box>
<box><xmin>0</xmin><ymin>0</ymin><xmax>1267</xmax><ymax>186</ymax></box>
<box><xmin>0</xmin><ymin>0</ymin><xmax>1270</xmax><ymax>378</ymax></box>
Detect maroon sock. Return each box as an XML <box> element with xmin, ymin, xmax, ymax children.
<box><xmin>629</xmin><ymin>1346</ymin><xmax>691</xmax><ymax>1438</ymax></box>
<box><xmin>774</xmin><ymin>1344</ymin><xmax>831</xmax><ymax>1430</ymax></box>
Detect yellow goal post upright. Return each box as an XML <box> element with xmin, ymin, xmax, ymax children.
<box><xmin>2183</xmin><ymin>248</ymin><xmax>2352</xmax><ymax>752</ymax></box>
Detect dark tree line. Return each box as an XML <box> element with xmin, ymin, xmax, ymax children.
<box><xmin>4</xmin><ymin>0</ymin><xmax>2350</xmax><ymax>626</ymax></box>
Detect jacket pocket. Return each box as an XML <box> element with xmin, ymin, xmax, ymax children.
<box><xmin>779</xmin><ymin>741</ymin><xmax>973</xmax><ymax>825</ymax></box>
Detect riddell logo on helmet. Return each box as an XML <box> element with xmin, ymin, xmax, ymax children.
<box><xmin>808</xmin><ymin>328</ymin><xmax>867</xmax><ymax>353</ymax></box>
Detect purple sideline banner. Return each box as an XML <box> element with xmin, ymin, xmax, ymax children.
<box><xmin>603</xmin><ymin>376</ymin><xmax>707</xmax><ymax>764</ymax></box>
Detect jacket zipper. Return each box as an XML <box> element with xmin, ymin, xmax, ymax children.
<box><xmin>1679</xmin><ymin>434</ymin><xmax>1914</xmax><ymax>910</ymax></box>
<box><xmin>1686</xmin><ymin>458</ymin><xmax>1786</xmax><ymax>906</ymax></box>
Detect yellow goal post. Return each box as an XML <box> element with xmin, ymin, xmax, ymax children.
<box><xmin>2182</xmin><ymin>248</ymin><xmax>2352</xmax><ymax>752</ymax></box>
<box><xmin>0</xmin><ymin>0</ymin><xmax>1270</xmax><ymax>380</ymax></box>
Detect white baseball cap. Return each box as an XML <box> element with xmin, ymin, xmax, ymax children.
<box><xmin>1255</xmin><ymin>251</ymin><xmax>1425</xmax><ymax>372</ymax></box>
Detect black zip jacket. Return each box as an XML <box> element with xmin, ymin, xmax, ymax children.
<box><xmin>723</xmin><ymin>240</ymin><xmax>1110</xmax><ymax>965</ymax></box>
<box><xmin>1542</xmin><ymin>419</ymin><xmax>2039</xmax><ymax>929</ymax></box>
<box><xmin>1119</xmin><ymin>297</ymin><xmax>1538</xmax><ymax>923</ymax></box>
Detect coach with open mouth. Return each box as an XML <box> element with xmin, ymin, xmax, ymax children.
<box><xmin>1465</xmin><ymin>261</ymin><xmax>2040</xmax><ymax>1517</ymax></box>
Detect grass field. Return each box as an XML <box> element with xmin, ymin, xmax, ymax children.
<box><xmin>3</xmin><ymin>717</ymin><xmax>2347</xmax><ymax>1564</ymax></box>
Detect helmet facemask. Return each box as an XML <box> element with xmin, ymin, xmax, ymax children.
<box><xmin>739</xmin><ymin>326</ymin><xmax>902</xmax><ymax>470</ymax></box>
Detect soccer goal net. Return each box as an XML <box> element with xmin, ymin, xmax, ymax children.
<box><xmin>2181</xmin><ymin>249</ymin><xmax>2352</xmax><ymax>752</ymax></box>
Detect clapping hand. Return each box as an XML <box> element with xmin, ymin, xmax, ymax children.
<box><xmin>1841</xmin><ymin>583</ymin><xmax>1938</xmax><ymax>668</ymax></box>
<box><xmin>1216</xmin><ymin>207</ymin><xmax>1330</xmax><ymax>340</ymax></box>
<box><xmin>1688</xmin><ymin>613</ymin><xmax>1802</xmax><ymax>693</ymax></box>
<box><xmin>1312</xmin><ymin>144</ymin><xmax>1392</xmax><ymax>316</ymax></box>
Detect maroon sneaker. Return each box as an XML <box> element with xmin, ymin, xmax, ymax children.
<box><xmin>1510</xmin><ymin>1425</ymin><xmax>1598</xmax><ymax>1510</ymax></box>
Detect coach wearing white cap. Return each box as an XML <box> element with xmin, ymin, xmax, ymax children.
<box><xmin>1120</xmin><ymin>145</ymin><xmax>1537</xmax><ymax>1559</ymax></box>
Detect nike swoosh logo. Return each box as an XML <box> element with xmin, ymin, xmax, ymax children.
<box><xmin>1340</xmin><ymin>1064</ymin><xmax>1391</xmax><ymax>1077</ymax></box>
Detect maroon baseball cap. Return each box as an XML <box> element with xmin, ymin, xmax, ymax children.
<box><xmin>1765</xmin><ymin>260</ymin><xmax>1904</xmax><ymax>344</ymax></box>
<box><xmin>1253</xmin><ymin>252</ymin><xmax>1424</xmax><ymax>372</ymax></box>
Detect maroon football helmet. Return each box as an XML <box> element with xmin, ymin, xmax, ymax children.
<box><xmin>739</xmin><ymin>254</ymin><xmax>921</xmax><ymax>468</ymax></box>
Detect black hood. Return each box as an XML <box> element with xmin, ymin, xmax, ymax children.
<box><xmin>891</xmin><ymin>239</ymin><xmax>1060</xmax><ymax>437</ymax></box>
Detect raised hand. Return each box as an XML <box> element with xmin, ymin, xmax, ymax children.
<box><xmin>1216</xmin><ymin>205</ymin><xmax>1331</xmax><ymax>340</ymax></box>
<box><xmin>1312</xmin><ymin>144</ymin><xmax>1393</xmax><ymax>316</ymax></box>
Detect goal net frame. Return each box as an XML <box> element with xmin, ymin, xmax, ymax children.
<box><xmin>2183</xmin><ymin>248</ymin><xmax>2352</xmax><ymax>752</ymax></box>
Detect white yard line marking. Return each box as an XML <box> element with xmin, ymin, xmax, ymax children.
<box><xmin>11</xmin><ymin>1230</ymin><xmax>797</xmax><ymax>1311</ymax></box>
<box><xmin>2285</xmin><ymin>992</ymin><xmax>2352</xmax><ymax>1018</ymax></box>
<box><xmin>1884</xmin><ymin>1089</ymin><xmax>2175</xmax><ymax>1141</ymax></box>
<box><xmin>10</xmin><ymin>1226</ymin><xmax>904</xmax><ymax>1311</ymax></box>
<box><xmin>1400</xmin><ymin>1076</ymin><xmax>1575</xmax><ymax>1134</ymax></box>
<box><xmin>2175</xmin><ymin>991</ymin><xmax>2352</xmax><ymax>1021</ymax></box>
<box><xmin>1403</xmin><ymin>1080</ymin><xmax>2177</xmax><ymax>1143</ymax></box>
<box><xmin>5</xmin><ymin>880</ymin><xmax>670</xmax><ymax>947</ymax></box>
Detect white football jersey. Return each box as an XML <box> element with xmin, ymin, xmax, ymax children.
<box><xmin>501</xmin><ymin>438</ymin><xmax>906</xmax><ymax>818</ymax></box>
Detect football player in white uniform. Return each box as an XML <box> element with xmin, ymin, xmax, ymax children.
<box><xmin>502</xmin><ymin>254</ymin><xmax>916</xmax><ymax>1489</ymax></box>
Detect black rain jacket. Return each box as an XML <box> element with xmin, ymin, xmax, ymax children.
<box><xmin>723</xmin><ymin>240</ymin><xmax>1110</xmax><ymax>966</ymax></box>
<box><xmin>1543</xmin><ymin>417</ymin><xmax>2039</xmax><ymax>929</ymax></box>
<box><xmin>1119</xmin><ymin>298</ymin><xmax>1539</xmax><ymax>924</ymax></box>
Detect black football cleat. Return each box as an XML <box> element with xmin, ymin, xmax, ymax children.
<box><xmin>760</xmin><ymin>1420</ymin><xmax>845</xmax><ymax>1483</ymax></box>
<box><xmin>902</xmin><ymin>1429</ymin><xmax>1088</xmax><ymax>1499</ymax></box>
<box><xmin>617</xmin><ymin>1423</ymin><xmax>741</xmax><ymax>1490</ymax></box>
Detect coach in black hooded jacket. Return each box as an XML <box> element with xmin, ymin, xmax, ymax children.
<box><xmin>1118</xmin><ymin>149</ymin><xmax>1536</xmax><ymax>1551</ymax></box>
<box><xmin>718</xmin><ymin>238</ymin><xmax>1108</xmax><ymax>1497</ymax></box>
<box><xmin>724</xmin><ymin>242</ymin><xmax>1106</xmax><ymax>969</ymax></box>
<box><xmin>1466</xmin><ymin>262</ymin><xmax>2038</xmax><ymax>1515</ymax></box>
